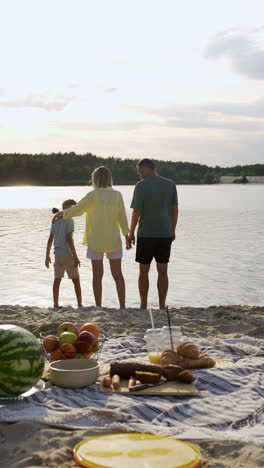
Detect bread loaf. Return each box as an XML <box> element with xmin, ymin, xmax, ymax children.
<box><xmin>176</xmin><ymin>370</ymin><xmax>194</xmax><ymax>383</ymax></box>
<box><xmin>162</xmin><ymin>365</ymin><xmax>184</xmax><ymax>381</ymax></box>
<box><xmin>179</xmin><ymin>355</ymin><xmax>216</xmax><ymax>369</ymax></box>
<box><xmin>160</xmin><ymin>349</ymin><xmax>180</xmax><ymax>366</ymax></box>
<box><xmin>110</xmin><ymin>361</ymin><xmax>162</xmax><ymax>379</ymax></box>
<box><xmin>134</xmin><ymin>371</ymin><xmax>161</xmax><ymax>384</ymax></box>
<box><xmin>177</xmin><ymin>342</ymin><xmax>200</xmax><ymax>359</ymax></box>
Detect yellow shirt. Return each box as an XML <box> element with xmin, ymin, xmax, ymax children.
<box><xmin>63</xmin><ymin>187</ymin><xmax>129</xmax><ymax>253</ymax></box>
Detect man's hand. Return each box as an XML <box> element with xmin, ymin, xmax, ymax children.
<box><xmin>74</xmin><ymin>256</ymin><xmax>81</xmax><ymax>268</ymax></box>
<box><xmin>172</xmin><ymin>232</ymin><xmax>176</xmax><ymax>241</ymax></box>
<box><xmin>128</xmin><ymin>232</ymin><xmax>135</xmax><ymax>245</ymax></box>
<box><xmin>45</xmin><ymin>256</ymin><xmax>51</xmax><ymax>269</ymax></box>
<box><xmin>52</xmin><ymin>211</ymin><xmax>63</xmax><ymax>224</ymax></box>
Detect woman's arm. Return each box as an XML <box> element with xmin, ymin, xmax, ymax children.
<box><xmin>118</xmin><ymin>195</ymin><xmax>129</xmax><ymax>236</ymax></box>
<box><xmin>64</xmin><ymin>193</ymin><xmax>92</xmax><ymax>219</ymax></box>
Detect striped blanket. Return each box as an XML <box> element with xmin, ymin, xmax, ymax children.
<box><xmin>1</xmin><ymin>336</ymin><xmax>264</xmax><ymax>444</ymax></box>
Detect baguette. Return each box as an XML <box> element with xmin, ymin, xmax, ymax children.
<box><xmin>110</xmin><ymin>361</ymin><xmax>162</xmax><ymax>379</ymax></box>
<box><xmin>179</xmin><ymin>355</ymin><xmax>216</xmax><ymax>369</ymax></box>
<box><xmin>177</xmin><ymin>342</ymin><xmax>200</xmax><ymax>359</ymax></box>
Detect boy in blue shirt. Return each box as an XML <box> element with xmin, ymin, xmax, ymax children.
<box><xmin>45</xmin><ymin>199</ymin><xmax>82</xmax><ymax>308</ymax></box>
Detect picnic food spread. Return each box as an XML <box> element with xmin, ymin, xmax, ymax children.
<box><xmin>0</xmin><ymin>324</ymin><xmax>45</xmax><ymax>397</ymax></box>
<box><xmin>102</xmin><ymin>341</ymin><xmax>215</xmax><ymax>391</ymax></box>
<box><xmin>73</xmin><ymin>433</ymin><xmax>201</xmax><ymax>468</ymax></box>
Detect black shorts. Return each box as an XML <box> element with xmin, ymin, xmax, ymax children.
<box><xmin>136</xmin><ymin>237</ymin><xmax>173</xmax><ymax>264</ymax></box>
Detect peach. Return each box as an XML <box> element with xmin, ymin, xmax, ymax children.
<box><xmin>49</xmin><ymin>348</ymin><xmax>64</xmax><ymax>362</ymax></box>
<box><xmin>79</xmin><ymin>322</ymin><xmax>99</xmax><ymax>339</ymax></box>
<box><xmin>43</xmin><ymin>335</ymin><xmax>59</xmax><ymax>353</ymax></box>
<box><xmin>61</xmin><ymin>343</ymin><xmax>77</xmax><ymax>359</ymax></box>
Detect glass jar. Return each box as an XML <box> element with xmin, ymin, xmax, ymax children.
<box><xmin>161</xmin><ymin>326</ymin><xmax>183</xmax><ymax>351</ymax></box>
<box><xmin>144</xmin><ymin>328</ymin><xmax>167</xmax><ymax>364</ymax></box>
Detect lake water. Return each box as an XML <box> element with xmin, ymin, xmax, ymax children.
<box><xmin>1</xmin><ymin>184</ymin><xmax>263</xmax><ymax>309</ymax></box>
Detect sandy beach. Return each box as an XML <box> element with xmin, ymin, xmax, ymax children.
<box><xmin>1</xmin><ymin>304</ymin><xmax>264</xmax><ymax>467</ymax></box>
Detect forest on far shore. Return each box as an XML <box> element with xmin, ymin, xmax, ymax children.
<box><xmin>1</xmin><ymin>152</ymin><xmax>263</xmax><ymax>186</ymax></box>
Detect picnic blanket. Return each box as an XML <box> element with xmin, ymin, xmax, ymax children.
<box><xmin>1</xmin><ymin>336</ymin><xmax>264</xmax><ymax>444</ymax></box>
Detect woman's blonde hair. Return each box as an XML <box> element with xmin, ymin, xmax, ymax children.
<box><xmin>92</xmin><ymin>166</ymin><xmax>113</xmax><ymax>188</ymax></box>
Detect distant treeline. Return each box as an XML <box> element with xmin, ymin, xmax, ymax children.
<box><xmin>0</xmin><ymin>152</ymin><xmax>264</xmax><ymax>186</ymax></box>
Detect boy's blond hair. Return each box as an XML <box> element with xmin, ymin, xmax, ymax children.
<box><xmin>92</xmin><ymin>166</ymin><xmax>113</xmax><ymax>188</ymax></box>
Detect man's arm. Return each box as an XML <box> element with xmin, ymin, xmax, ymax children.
<box><xmin>67</xmin><ymin>233</ymin><xmax>81</xmax><ymax>268</ymax></box>
<box><xmin>45</xmin><ymin>234</ymin><xmax>54</xmax><ymax>268</ymax></box>
<box><xmin>172</xmin><ymin>204</ymin><xmax>178</xmax><ymax>241</ymax></box>
<box><xmin>128</xmin><ymin>209</ymin><xmax>141</xmax><ymax>245</ymax></box>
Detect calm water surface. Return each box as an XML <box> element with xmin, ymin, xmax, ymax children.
<box><xmin>1</xmin><ymin>184</ymin><xmax>263</xmax><ymax>308</ymax></box>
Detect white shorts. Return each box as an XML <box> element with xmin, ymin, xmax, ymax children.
<box><xmin>86</xmin><ymin>247</ymin><xmax>123</xmax><ymax>260</ymax></box>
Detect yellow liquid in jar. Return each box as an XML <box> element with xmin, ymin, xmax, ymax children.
<box><xmin>148</xmin><ymin>353</ymin><xmax>161</xmax><ymax>364</ymax></box>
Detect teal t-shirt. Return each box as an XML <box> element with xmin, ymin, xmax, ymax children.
<box><xmin>50</xmin><ymin>218</ymin><xmax>74</xmax><ymax>256</ymax></box>
<box><xmin>130</xmin><ymin>176</ymin><xmax>178</xmax><ymax>237</ymax></box>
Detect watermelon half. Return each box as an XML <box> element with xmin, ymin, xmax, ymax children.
<box><xmin>0</xmin><ymin>324</ymin><xmax>45</xmax><ymax>397</ymax></box>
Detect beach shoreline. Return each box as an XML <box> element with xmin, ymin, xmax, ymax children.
<box><xmin>1</xmin><ymin>304</ymin><xmax>264</xmax><ymax>467</ymax></box>
<box><xmin>1</xmin><ymin>304</ymin><xmax>263</xmax><ymax>340</ymax></box>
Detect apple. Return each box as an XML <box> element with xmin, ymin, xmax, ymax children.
<box><xmin>74</xmin><ymin>352</ymin><xmax>87</xmax><ymax>359</ymax></box>
<box><xmin>43</xmin><ymin>335</ymin><xmax>59</xmax><ymax>353</ymax></box>
<box><xmin>76</xmin><ymin>331</ymin><xmax>99</xmax><ymax>354</ymax></box>
<box><xmin>57</xmin><ymin>322</ymin><xmax>79</xmax><ymax>337</ymax></box>
<box><xmin>61</xmin><ymin>343</ymin><xmax>77</xmax><ymax>359</ymax></box>
<box><xmin>59</xmin><ymin>331</ymin><xmax>77</xmax><ymax>346</ymax></box>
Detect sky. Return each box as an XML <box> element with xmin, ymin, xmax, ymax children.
<box><xmin>1</xmin><ymin>0</ymin><xmax>264</xmax><ymax>167</ymax></box>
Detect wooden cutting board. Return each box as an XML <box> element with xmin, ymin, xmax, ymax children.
<box><xmin>99</xmin><ymin>379</ymin><xmax>198</xmax><ymax>396</ymax></box>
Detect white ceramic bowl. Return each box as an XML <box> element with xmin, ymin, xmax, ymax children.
<box><xmin>49</xmin><ymin>359</ymin><xmax>99</xmax><ymax>388</ymax></box>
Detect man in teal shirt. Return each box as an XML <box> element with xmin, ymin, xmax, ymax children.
<box><xmin>128</xmin><ymin>159</ymin><xmax>178</xmax><ymax>310</ymax></box>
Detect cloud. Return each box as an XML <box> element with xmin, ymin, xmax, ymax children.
<box><xmin>0</xmin><ymin>93</ymin><xmax>74</xmax><ymax>111</ymax></box>
<box><xmin>126</xmin><ymin>97</ymin><xmax>264</xmax><ymax>132</ymax></box>
<box><xmin>204</xmin><ymin>28</ymin><xmax>264</xmax><ymax>80</ymax></box>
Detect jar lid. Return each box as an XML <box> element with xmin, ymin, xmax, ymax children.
<box><xmin>73</xmin><ymin>433</ymin><xmax>201</xmax><ymax>468</ymax></box>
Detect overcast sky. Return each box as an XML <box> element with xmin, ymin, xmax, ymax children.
<box><xmin>1</xmin><ymin>0</ymin><xmax>264</xmax><ymax>166</ymax></box>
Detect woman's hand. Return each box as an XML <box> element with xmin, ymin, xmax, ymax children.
<box><xmin>125</xmin><ymin>234</ymin><xmax>132</xmax><ymax>250</ymax></box>
<box><xmin>52</xmin><ymin>211</ymin><xmax>63</xmax><ymax>224</ymax></box>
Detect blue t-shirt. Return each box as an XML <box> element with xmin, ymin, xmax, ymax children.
<box><xmin>50</xmin><ymin>218</ymin><xmax>74</xmax><ymax>256</ymax></box>
<box><xmin>131</xmin><ymin>176</ymin><xmax>178</xmax><ymax>237</ymax></box>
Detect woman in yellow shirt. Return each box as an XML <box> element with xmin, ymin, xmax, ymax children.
<box><xmin>53</xmin><ymin>166</ymin><xmax>130</xmax><ymax>309</ymax></box>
